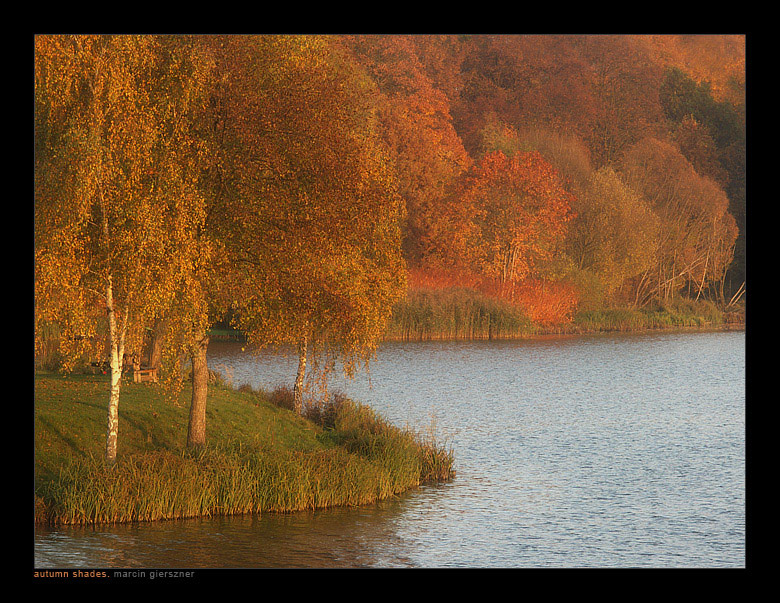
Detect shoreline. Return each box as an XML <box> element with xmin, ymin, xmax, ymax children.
<box><xmin>209</xmin><ymin>317</ymin><xmax>745</xmax><ymax>344</ymax></box>
<box><xmin>382</xmin><ymin>297</ymin><xmax>745</xmax><ymax>342</ymax></box>
<box><xmin>380</xmin><ymin>321</ymin><xmax>745</xmax><ymax>342</ymax></box>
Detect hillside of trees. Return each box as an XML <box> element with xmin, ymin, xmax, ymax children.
<box><xmin>343</xmin><ymin>34</ymin><xmax>746</xmax><ymax>320</ymax></box>
<box><xmin>34</xmin><ymin>34</ymin><xmax>746</xmax><ymax>460</ymax></box>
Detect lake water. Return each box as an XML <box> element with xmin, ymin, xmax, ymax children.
<box><xmin>34</xmin><ymin>330</ymin><xmax>745</xmax><ymax>568</ymax></box>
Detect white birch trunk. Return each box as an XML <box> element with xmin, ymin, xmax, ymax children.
<box><xmin>294</xmin><ymin>334</ymin><xmax>307</xmax><ymax>415</ymax></box>
<box><xmin>105</xmin><ymin>275</ymin><xmax>128</xmax><ymax>464</ymax></box>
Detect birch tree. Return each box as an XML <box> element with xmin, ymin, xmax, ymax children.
<box><xmin>212</xmin><ymin>35</ymin><xmax>406</xmax><ymax>414</ymax></box>
<box><xmin>619</xmin><ymin>137</ymin><xmax>737</xmax><ymax>305</ymax></box>
<box><xmin>35</xmin><ymin>35</ymin><xmax>213</xmax><ymax>462</ymax></box>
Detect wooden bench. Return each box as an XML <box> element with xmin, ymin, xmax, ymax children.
<box><xmin>133</xmin><ymin>367</ymin><xmax>158</xmax><ymax>383</ymax></box>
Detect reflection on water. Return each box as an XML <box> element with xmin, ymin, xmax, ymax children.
<box><xmin>35</xmin><ymin>331</ymin><xmax>745</xmax><ymax>568</ymax></box>
<box><xmin>35</xmin><ymin>494</ymin><xmax>436</xmax><ymax>568</ymax></box>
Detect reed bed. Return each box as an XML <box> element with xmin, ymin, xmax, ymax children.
<box><xmin>324</xmin><ymin>396</ymin><xmax>455</xmax><ymax>490</ymax></box>
<box><xmin>573</xmin><ymin>298</ymin><xmax>726</xmax><ymax>332</ymax></box>
<box><xmin>387</xmin><ymin>287</ymin><xmax>534</xmax><ymax>340</ymax></box>
<box><xmin>390</xmin><ymin>268</ymin><xmax>734</xmax><ymax>339</ymax></box>
<box><xmin>388</xmin><ymin>286</ymin><xmax>733</xmax><ymax>340</ymax></box>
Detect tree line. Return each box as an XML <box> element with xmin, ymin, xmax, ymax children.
<box><xmin>34</xmin><ymin>34</ymin><xmax>746</xmax><ymax>463</ymax></box>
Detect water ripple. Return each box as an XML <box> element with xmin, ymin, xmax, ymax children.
<box><xmin>36</xmin><ymin>331</ymin><xmax>745</xmax><ymax>568</ymax></box>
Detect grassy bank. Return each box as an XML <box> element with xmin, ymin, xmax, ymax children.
<box><xmin>34</xmin><ymin>373</ymin><xmax>454</xmax><ymax>526</ymax></box>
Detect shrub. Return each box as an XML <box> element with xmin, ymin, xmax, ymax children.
<box><xmin>266</xmin><ymin>385</ymin><xmax>296</xmax><ymax>411</ymax></box>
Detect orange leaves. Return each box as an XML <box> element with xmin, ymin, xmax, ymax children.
<box><xmin>460</xmin><ymin>149</ymin><xmax>574</xmax><ymax>283</ymax></box>
<box><xmin>342</xmin><ymin>36</ymin><xmax>471</xmax><ymax>271</ymax></box>
<box><xmin>505</xmin><ymin>279</ymin><xmax>579</xmax><ymax>326</ymax></box>
<box><xmin>636</xmin><ymin>35</ymin><xmax>745</xmax><ymax>105</ymax></box>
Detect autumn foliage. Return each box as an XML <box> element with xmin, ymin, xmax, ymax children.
<box><xmin>464</xmin><ymin>150</ymin><xmax>574</xmax><ymax>282</ymax></box>
<box><xmin>35</xmin><ymin>34</ymin><xmax>746</xmax><ymax>454</ymax></box>
<box><xmin>406</xmin><ymin>268</ymin><xmax>579</xmax><ymax>328</ymax></box>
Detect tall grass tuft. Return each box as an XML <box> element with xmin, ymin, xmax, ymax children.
<box><xmin>308</xmin><ymin>394</ymin><xmax>455</xmax><ymax>486</ymax></box>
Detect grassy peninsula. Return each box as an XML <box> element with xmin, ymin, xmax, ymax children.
<box><xmin>34</xmin><ymin>372</ymin><xmax>454</xmax><ymax>526</ymax></box>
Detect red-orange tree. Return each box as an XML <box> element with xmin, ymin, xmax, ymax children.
<box><xmin>343</xmin><ymin>35</ymin><xmax>472</xmax><ymax>272</ymax></box>
<box><xmin>460</xmin><ymin>150</ymin><xmax>574</xmax><ymax>290</ymax></box>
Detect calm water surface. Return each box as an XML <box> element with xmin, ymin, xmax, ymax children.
<box><xmin>35</xmin><ymin>331</ymin><xmax>745</xmax><ymax>568</ymax></box>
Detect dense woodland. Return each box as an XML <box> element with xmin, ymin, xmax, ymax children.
<box><xmin>34</xmin><ymin>34</ymin><xmax>746</xmax><ymax>461</ymax></box>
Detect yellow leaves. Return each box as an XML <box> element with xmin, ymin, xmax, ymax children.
<box><xmin>224</xmin><ymin>38</ymin><xmax>406</xmax><ymax>372</ymax></box>
<box><xmin>35</xmin><ymin>35</ymin><xmax>218</xmax><ymax>372</ymax></box>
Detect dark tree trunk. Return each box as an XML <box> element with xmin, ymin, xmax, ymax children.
<box><xmin>187</xmin><ymin>332</ymin><xmax>210</xmax><ymax>448</ymax></box>
<box><xmin>148</xmin><ymin>319</ymin><xmax>165</xmax><ymax>370</ymax></box>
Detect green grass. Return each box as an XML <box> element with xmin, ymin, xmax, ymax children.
<box><xmin>34</xmin><ymin>372</ymin><xmax>454</xmax><ymax>526</ymax></box>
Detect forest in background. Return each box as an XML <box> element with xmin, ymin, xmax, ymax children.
<box><xmin>34</xmin><ymin>34</ymin><xmax>746</xmax><ymax>458</ymax></box>
<box><xmin>346</xmin><ymin>34</ymin><xmax>746</xmax><ymax>325</ymax></box>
